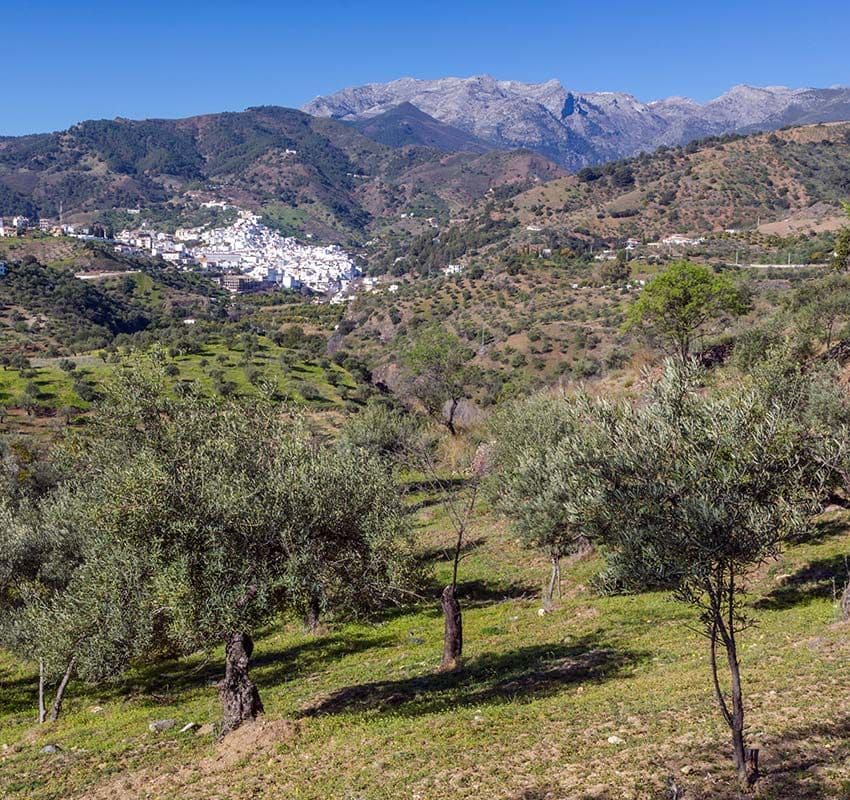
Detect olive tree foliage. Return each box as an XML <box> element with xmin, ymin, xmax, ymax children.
<box><xmin>0</xmin><ymin>437</ymin><xmax>56</xmax><ymax>506</ymax></box>
<box><xmin>0</xmin><ymin>493</ymin><xmax>83</xmax><ymax>722</ymax></box>
<box><xmin>833</xmin><ymin>202</ymin><xmax>850</xmax><ymax>272</ymax></box>
<box><xmin>4</xmin><ymin>354</ymin><xmax>415</xmax><ymax>732</ymax></box>
<box><xmin>590</xmin><ymin>361</ymin><xmax>844</xmax><ymax>786</ymax></box>
<box><xmin>0</xmin><ymin>437</ymin><xmax>72</xmax><ymax>722</ymax></box>
<box><xmin>746</xmin><ymin>346</ymin><xmax>850</xmax><ymax>437</ymax></box>
<box><xmin>746</xmin><ymin>348</ymin><xmax>850</xmax><ymax>620</ymax></box>
<box><xmin>2</xmin><ymin>491</ymin><xmax>163</xmax><ymax>722</ymax></box>
<box><xmin>281</xmin><ymin>443</ymin><xmax>421</xmax><ymax>633</ymax></box>
<box><xmin>341</xmin><ymin>400</ymin><xmax>433</xmax><ymax>468</ymax></box>
<box><xmin>486</xmin><ymin>392</ymin><xmax>611</xmax><ymax>604</ymax></box>
<box><xmin>624</xmin><ymin>261</ymin><xmax>750</xmax><ymax>360</ymax></box>
<box><xmin>784</xmin><ymin>272</ymin><xmax>850</xmax><ymax>351</ymax></box>
<box><xmin>399</xmin><ymin>325</ymin><xmax>475</xmax><ymax>435</ymax></box>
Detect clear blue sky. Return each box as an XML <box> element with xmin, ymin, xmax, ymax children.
<box><xmin>4</xmin><ymin>0</ymin><xmax>848</xmax><ymax>135</ymax></box>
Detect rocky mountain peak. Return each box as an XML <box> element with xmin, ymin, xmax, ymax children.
<box><xmin>304</xmin><ymin>76</ymin><xmax>850</xmax><ymax>170</ymax></box>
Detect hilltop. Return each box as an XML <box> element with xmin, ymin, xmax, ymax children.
<box><xmin>352</xmin><ymin>102</ymin><xmax>496</xmax><ymax>153</ymax></box>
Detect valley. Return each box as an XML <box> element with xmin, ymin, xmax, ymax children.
<box><xmin>2</xmin><ymin>64</ymin><xmax>850</xmax><ymax>800</ymax></box>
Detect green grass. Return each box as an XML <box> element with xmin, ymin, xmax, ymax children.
<box><xmin>0</xmin><ymin>336</ymin><xmax>363</xmax><ymax>420</ymax></box>
<box><xmin>1</xmin><ymin>500</ymin><xmax>849</xmax><ymax>799</ymax></box>
<box><xmin>261</xmin><ymin>203</ymin><xmax>309</xmax><ymax>237</ymax></box>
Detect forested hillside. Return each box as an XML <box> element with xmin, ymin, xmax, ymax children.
<box><xmin>0</xmin><ymin>107</ymin><xmax>562</xmax><ymax>243</ymax></box>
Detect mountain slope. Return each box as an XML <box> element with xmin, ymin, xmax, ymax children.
<box><xmin>0</xmin><ymin>106</ymin><xmax>564</xmax><ymax>242</ymax></box>
<box><xmin>304</xmin><ymin>76</ymin><xmax>850</xmax><ymax>169</ymax></box>
<box><xmin>499</xmin><ymin>122</ymin><xmax>850</xmax><ymax>239</ymax></box>
<box><xmin>352</xmin><ymin>102</ymin><xmax>495</xmax><ymax>152</ymax></box>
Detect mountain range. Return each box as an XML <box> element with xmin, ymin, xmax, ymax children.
<box><xmin>2</xmin><ymin>76</ymin><xmax>849</xmax><ymax>245</ymax></box>
<box><xmin>303</xmin><ymin>75</ymin><xmax>850</xmax><ymax>169</ymax></box>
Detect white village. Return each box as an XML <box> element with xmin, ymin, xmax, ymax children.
<box><xmin>0</xmin><ymin>206</ymin><xmax>362</xmax><ymax>301</ymax></box>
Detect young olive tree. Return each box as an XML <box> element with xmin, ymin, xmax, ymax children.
<box><xmin>624</xmin><ymin>261</ymin><xmax>750</xmax><ymax>361</ymax></box>
<box><xmin>400</xmin><ymin>325</ymin><xmax>475</xmax><ymax>435</ymax></box>
<box><xmin>487</xmin><ymin>392</ymin><xmax>609</xmax><ymax>604</ymax></box>
<box><xmin>785</xmin><ymin>272</ymin><xmax>850</xmax><ymax>351</ymax></box>
<box><xmin>12</xmin><ymin>355</ymin><xmax>414</xmax><ymax>733</ymax></box>
<box><xmin>593</xmin><ymin>362</ymin><xmax>839</xmax><ymax>786</ymax></box>
<box><xmin>833</xmin><ymin>202</ymin><xmax>850</xmax><ymax>272</ymax></box>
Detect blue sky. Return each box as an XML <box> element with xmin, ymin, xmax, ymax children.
<box><xmin>4</xmin><ymin>0</ymin><xmax>848</xmax><ymax>135</ymax></box>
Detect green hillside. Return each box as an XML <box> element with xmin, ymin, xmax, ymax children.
<box><xmin>1</xmin><ymin>494</ymin><xmax>847</xmax><ymax>800</ymax></box>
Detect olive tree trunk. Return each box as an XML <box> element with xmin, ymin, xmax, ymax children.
<box><xmin>218</xmin><ymin>632</ymin><xmax>264</xmax><ymax>734</ymax></box>
<box><xmin>37</xmin><ymin>658</ymin><xmax>46</xmax><ymax>724</ymax></box>
<box><xmin>446</xmin><ymin>398</ymin><xmax>460</xmax><ymax>436</ymax></box>
<box><xmin>544</xmin><ymin>556</ymin><xmax>561</xmax><ymax>606</ymax></box>
<box><xmin>48</xmin><ymin>656</ymin><xmax>76</xmax><ymax>722</ymax></box>
<box><xmin>440</xmin><ymin>584</ymin><xmax>462</xmax><ymax>671</ymax></box>
<box><xmin>841</xmin><ymin>578</ymin><xmax>850</xmax><ymax>622</ymax></box>
<box><xmin>305</xmin><ymin>595</ymin><xmax>321</xmax><ymax>634</ymax></box>
<box><xmin>709</xmin><ymin>617</ymin><xmax>759</xmax><ymax>787</ymax></box>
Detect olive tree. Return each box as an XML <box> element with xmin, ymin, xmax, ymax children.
<box><xmin>785</xmin><ymin>272</ymin><xmax>850</xmax><ymax>351</ymax></box>
<box><xmin>833</xmin><ymin>202</ymin><xmax>850</xmax><ymax>272</ymax></box>
<box><xmin>624</xmin><ymin>261</ymin><xmax>750</xmax><ymax>360</ymax></box>
<box><xmin>487</xmin><ymin>392</ymin><xmax>609</xmax><ymax>604</ymax></box>
<box><xmin>592</xmin><ymin>362</ymin><xmax>840</xmax><ymax>786</ymax></box>
<box><xmin>400</xmin><ymin>325</ymin><xmax>475</xmax><ymax>435</ymax></box>
<box><xmin>282</xmin><ymin>443</ymin><xmax>419</xmax><ymax>634</ymax></box>
<box><xmin>341</xmin><ymin>400</ymin><xmax>430</xmax><ymax>468</ymax></box>
<box><xmin>3</xmin><ymin>497</ymin><xmax>162</xmax><ymax>723</ymax></box>
<box><xmin>8</xmin><ymin>355</ymin><xmax>414</xmax><ymax>733</ymax></box>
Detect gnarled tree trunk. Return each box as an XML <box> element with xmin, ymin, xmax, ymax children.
<box><xmin>440</xmin><ymin>584</ymin><xmax>462</xmax><ymax>671</ymax></box>
<box><xmin>218</xmin><ymin>632</ymin><xmax>264</xmax><ymax>734</ymax></box>
<box><xmin>446</xmin><ymin>398</ymin><xmax>460</xmax><ymax>436</ymax></box>
<box><xmin>841</xmin><ymin>578</ymin><xmax>850</xmax><ymax>622</ymax></box>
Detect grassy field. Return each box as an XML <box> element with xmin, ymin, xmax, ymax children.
<box><xmin>1</xmin><ymin>493</ymin><xmax>848</xmax><ymax>800</ymax></box>
<box><xmin>0</xmin><ymin>335</ymin><xmax>364</xmax><ymax>435</ymax></box>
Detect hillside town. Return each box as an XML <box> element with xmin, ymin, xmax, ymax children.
<box><xmin>0</xmin><ymin>207</ymin><xmax>361</xmax><ymax>297</ymax></box>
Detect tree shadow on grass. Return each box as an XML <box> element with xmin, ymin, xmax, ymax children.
<box><xmin>403</xmin><ymin>477</ymin><xmax>469</xmax><ymax>495</ymax></box>
<box><xmin>798</xmin><ymin>515</ymin><xmax>850</xmax><ymax>546</ymax></box>
<box><xmin>125</xmin><ymin>631</ymin><xmax>397</xmax><ymax>700</ymax></box>
<box><xmin>416</xmin><ymin>536</ymin><xmax>486</xmax><ymax>565</ymax></box>
<box><xmin>423</xmin><ymin>577</ymin><xmax>539</xmax><ymax>607</ymax></box>
<box><xmin>0</xmin><ymin>667</ymin><xmax>40</xmax><ymax>717</ymax></box>
<box><xmin>686</xmin><ymin>714</ymin><xmax>850</xmax><ymax>800</ymax></box>
<box><xmin>0</xmin><ymin>631</ymin><xmax>398</xmax><ymax>720</ymax></box>
<box><xmin>753</xmin><ymin>554</ymin><xmax>849</xmax><ymax>611</ymax></box>
<box><xmin>300</xmin><ymin>633</ymin><xmax>645</xmax><ymax>719</ymax></box>
<box><xmin>362</xmin><ymin>576</ymin><xmax>540</xmax><ymax>628</ymax></box>
<box><xmin>754</xmin><ymin>714</ymin><xmax>850</xmax><ymax>800</ymax></box>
